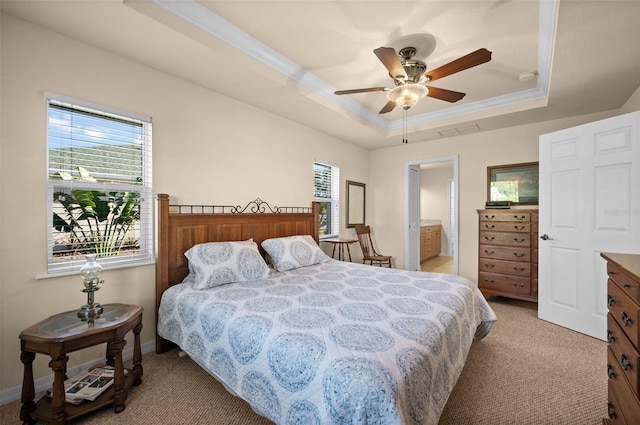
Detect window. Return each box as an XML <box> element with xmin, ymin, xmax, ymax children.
<box><xmin>314</xmin><ymin>160</ymin><xmax>339</xmax><ymax>238</ymax></box>
<box><xmin>47</xmin><ymin>95</ymin><xmax>153</xmax><ymax>274</ymax></box>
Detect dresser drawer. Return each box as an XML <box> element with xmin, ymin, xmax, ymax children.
<box><xmin>479</xmin><ymin>258</ymin><xmax>531</xmax><ymax>277</ymax></box>
<box><xmin>608</xmin><ymin>314</ymin><xmax>640</xmax><ymax>398</ymax></box>
<box><xmin>608</xmin><ymin>262</ymin><xmax>640</xmax><ymax>305</ymax></box>
<box><xmin>479</xmin><ymin>221</ymin><xmax>531</xmax><ymax>232</ymax></box>
<box><xmin>608</xmin><ymin>347</ymin><xmax>640</xmax><ymax>425</ymax></box>
<box><xmin>479</xmin><ymin>211</ymin><xmax>530</xmax><ymax>222</ymax></box>
<box><xmin>608</xmin><ymin>280</ymin><xmax>640</xmax><ymax>348</ymax></box>
<box><xmin>478</xmin><ymin>272</ymin><xmax>531</xmax><ymax>295</ymax></box>
<box><xmin>607</xmin><ymin>381</ymin><xmax>628</xmax><ymax>425</ymax></box>
<box><xmin>420</xmin><ymin>225</ymin><xmax>439</xmax><ymax>234</ymax></box>
<box><xmin>480</xmin><ymin>231</ymin><xmax>531</xmax><ymax>247</ymax></box>
<box><xmin>479</xmin><ymin>245</ymin><xmax>531</xmax><ymax>262</ymax></box>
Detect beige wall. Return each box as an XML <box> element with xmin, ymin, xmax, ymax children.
<box><xmin>0</xmin><ymin>14</ymin><xmax>368</xmax><ymax>395</ymax></box>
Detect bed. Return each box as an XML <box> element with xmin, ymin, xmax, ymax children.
<box><xmin>155</xmin><ymin>194</ymin><xmax>497</xmax><ymax>425</ymax></box>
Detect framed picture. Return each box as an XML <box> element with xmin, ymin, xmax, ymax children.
<box><xmin>346</xmin><ymin>180</ymin><xmax>365</xmax><ymax>228</ymax></box>
<box><xmin>487</xmin><ymin>162</ymin><xmax>539</xmax><ymax>205</ymax></box>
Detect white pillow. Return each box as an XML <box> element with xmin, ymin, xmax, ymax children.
<box><xmin>184</xmin><ymin>240</ymin><xmax>270</xmax><ymax>289</ymax></box>
<box><xmin>261</xmin><ymin>235</ymin><xmax>330</xmax><ymax>272</ymax></box>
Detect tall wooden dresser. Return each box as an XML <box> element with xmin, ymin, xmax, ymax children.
<box><xmin>477</xmin><ymin>209</ymin><xmax>538</xmax><ymax>303</ymax></box>
<box><xmin>602</xmin><ymin>252</ymin><xmax>640</xmax><ymax>425</ymax></box>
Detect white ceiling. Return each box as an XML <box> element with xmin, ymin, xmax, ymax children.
<box><xmin>3</xmin><ymin>0</ymin><xmax>640</xmax><ymax>149</ymax></box>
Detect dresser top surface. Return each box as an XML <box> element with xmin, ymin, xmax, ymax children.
<box><xmin>601</xmin><ymin>252</ymin><xmax>640</xmax><ymax>279</ymax></box>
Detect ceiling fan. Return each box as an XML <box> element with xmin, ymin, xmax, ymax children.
<box><xmin>334</xmin><ymin>46</ymin><xmax>492</xmax><ymax>114</ymax></box>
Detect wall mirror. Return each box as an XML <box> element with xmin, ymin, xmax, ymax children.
<box><xmin>487</xmin><ymin>162</ymin><xmax>539</xmax><ymax>205</ymax></box>
<box><xmin>346</xmin><ymin>180</ymin><xmax>366</xmax><ymax>228</ymax></box>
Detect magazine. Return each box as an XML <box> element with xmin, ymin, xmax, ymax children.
<box><xmin>48</xmin><ymin>365</ymin><xmax>117</xmax><ymax>405</ymax></box>
<box><xmin>64</xmin><ymin>366</ymin><xmax>115</xmax><ymax>402</ymax></box>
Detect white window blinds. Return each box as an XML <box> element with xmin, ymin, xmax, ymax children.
<box><xmin>47</xmin><ymin>95</ymin><xmax>153</xmax><ymax>274</ymax></box>
<box><xmin>314</xmin><ymin>160</ymin><xmax>340</xmax><ymax>237</ymax></box>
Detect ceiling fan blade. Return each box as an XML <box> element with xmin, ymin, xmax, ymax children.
<box><xmin>426</xmin><ymin>86</ymin><xmax>466</xmax><ymax>103</ymax></box>
<box><xmin>374</xmin><ymin>47</ymin><xmax>408</xmax><ymax>80</ymax></box>
<box><xmin>379</xmin><ymin>101</ymin><xmax>396</xmax><ymax>114</ymax></box>
<box><xmin>426</xmin><ymin>48</ymin><xmax>492</xmax><ymax>82</ymax></box>
<box><xmin>334</xmin><ymin>87</ymin><xmax>387</xmax><ymax>95</ymax></box>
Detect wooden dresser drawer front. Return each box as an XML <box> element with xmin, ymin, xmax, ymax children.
<box><xmin>420</xmin><ymin>225</ymin><xmax>439</xmax><ymax>234</ymax></box>
<box><xmin>479</xmin><ymin>245</ymin><xmax>531</xmax><ymax>262</ymax></box>
<box><xmin>479</xmin><ymin>258</ymin><xmax>531</xmax><ymax>276</ymax></box>
<box><xmin>608</xmin><ymin>381</ymin><xmax>635</xmax><ymax>425</ymax></box>
<box><xmin>607</xmin><ymin>385</ymin><xmax>625</xmax><ymax>425</ymax></box>
<box><xmin>608</xmin><ymin>315</ymin><xmax>640</xmax><ymax>398</ymax></box>
<box><xmin>607</xmin><ymin>344</ymin><xmax>640</xmax><ymax>424</ymax></box>
<box><xmin>608</xmin><ymin>280</ymin><xmax>640</xmax><ymax>348</ymax></box>
<box><xmin>479</xmin><ymin>212</ymin><xmax>531</xmax><ymax>222</ymax></box>
<box><xmin>480</xmin><ymin>222</ymin><xmax>531</xmax><ymax>232</ymax></box>
<box><xmin>608</xmin><ymin>263</ymin><xmax>640</xmax><ymax>304</ymax></box>
<box><xmin>480</xmin><ymin>231</ymin><xmax>531</xmax><ymax>247</ymax></box>
<box><xmin>479</xmin><ymin>272</ymin><xmax>531</xmax><ymax>295</ymax></box>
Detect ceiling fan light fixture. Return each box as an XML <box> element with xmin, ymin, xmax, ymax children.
<box><xmin>386</xmin><ymin>84</ymin><xmax>428</xmax><ymax>110</ymax></box>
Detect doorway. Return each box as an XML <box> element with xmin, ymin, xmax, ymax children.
<box><xmin>405</xmin><ymin>155</ymin><xmax>459</xmax><ymax>274</ymax></box>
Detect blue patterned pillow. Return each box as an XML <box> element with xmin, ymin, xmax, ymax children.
<box><xmin>261</xmin><ymin>235</ymin><xmax>330</xmax><ymax>272</ymax></box>
<box><xmin>185</xmin><ymin>240</ymin><xmax>270</xmax><ymax>289</ymax></box>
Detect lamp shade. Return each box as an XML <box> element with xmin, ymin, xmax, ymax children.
<box><xmin>386</xmin><ymin>84</ymin><xmax>428</xmax><ymax>110</ymax></box>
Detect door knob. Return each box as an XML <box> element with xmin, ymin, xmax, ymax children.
<box><xmin>540</xmin><ymin>234</ymin><xmax>552</xmax><ymax>240</ymax></box>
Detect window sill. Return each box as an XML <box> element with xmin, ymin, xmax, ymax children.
<box><xmin>36</xmin><ymin>260</ymin><xmax>156</xmax><ymax>280</ymax></box>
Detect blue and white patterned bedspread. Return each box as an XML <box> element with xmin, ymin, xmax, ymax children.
<box><xmin>158</xmin><ymin>260</ymin><xmax>496</xmax><ymax>425</ymax></box>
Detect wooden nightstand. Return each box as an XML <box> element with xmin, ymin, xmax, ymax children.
<box><xmin>19</xmin><ymin>303</ymin><xmax>143</xmax><ymax>425</ymax></box>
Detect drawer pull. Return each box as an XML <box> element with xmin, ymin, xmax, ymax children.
<box><xmin>484</xmin><ymin>215</ymin><xmax>495</xmax><ymax>219</ymax></box>
<box><xmin>484</xmin><ymin>250</ymin><xmax>495</xmax><ymax>255</ymax></box>
<box><xmin>513</xmin><ymin>267</ymin><xmax>525</xmax><ymax>272</ymax></box>
<box><xmin>484</xmin><ymin>279</ymin><xmax>495</xmax><ymax>284</ymax></box>
<box><xmin>484</xmin><ymin>236</ymin><xmax>495</xmax><ymax>241</ymax></box>
<box><xmin>620</xmin><ymin>353</ymin><xmax>633</xmax><ymax>371</ymax></box>
<box><xmin>514</xmin><ymin>225</ymin><xmax>525</xmax><ymax>230</ymax></box>
<box><xmin>485</xmin><ymin>224</ymin><xmax>495</xmax><ymax>229</ymax></box>
<box><xmin>512</xmin><ymin>282</ymin><xmax>525</xmax><ymax>288</ymax></box>
<box><xmin>621</xmin><ymin>311</ymin><xmax>633</xmax><ymax>327</ymax></box>
<box><xmin>485</xmin><ymin>264</ymin><xmax>495</xmax><ymax>269</ymax></box>
<box><xmin>607</xmin><ymin>330</ymin><xmax>615</xmax><ymax>343</ymax></box>
<box><xmin>514</xmin><ymin>215</ymin><xmax>526</xmax><ymax>220</ymax></box>
<box><xmin>607</xmin><ymin>402</ymin><xmax>616</xmax><ymax>419</ymax></box>
<box><xmin>607</xmin><ymin>295</ymin><xmax>615</xmax><ymax>307</ymax></box>
<box><xmin>513</xmin><ymin>238</ymin><xmax>526</xmax><ymax>243</ymax></box>
<box><xmin>607</xmin><ymin>363</ymin><xmax>616</xmax><ymax>379</ymax></box>
<box><xmin>513</xmin><ymin>253</ymin><xmax>525</xmax><ymax>258</ymax></box>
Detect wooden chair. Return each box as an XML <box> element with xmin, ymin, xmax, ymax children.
<box><xmin>354</xmin><ymin>224</ymin><xmax>392</xmax><ymax>268</ymax></box>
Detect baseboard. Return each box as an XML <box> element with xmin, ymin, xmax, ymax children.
<box><xmin>0</xmin><ymin>340</ymin><xmax>155</xmax><ymax>406</ymax></box>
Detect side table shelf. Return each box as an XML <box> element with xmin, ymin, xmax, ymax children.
<box><xmin>31</xmin><ymin>371</ymin><xmax>141</xmax><ymax>421</ymax></box>
<box><xmin>19</xmin><ymin>303</ymin><xmax>143</xmax><ymax>425</ymax></box>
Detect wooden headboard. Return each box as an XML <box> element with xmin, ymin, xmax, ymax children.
<box><xmin>155</xmin><ymin>193</ymin><xmax>319</xmax><ymax>353</ymax></box>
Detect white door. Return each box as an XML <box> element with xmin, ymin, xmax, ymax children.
<box><xmin>406</xmin><ymin>165</ymin><xmax>421</xmax><ymax>271</ymax></box>
<box><xmin>539</xmin><ymin>111</ymin><xmax>640</xmax><ymax>340</ymax></box>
